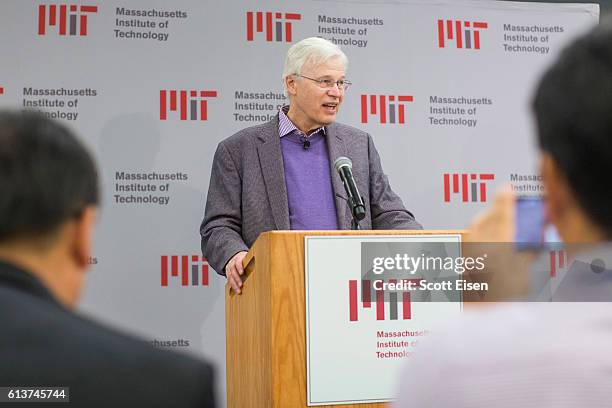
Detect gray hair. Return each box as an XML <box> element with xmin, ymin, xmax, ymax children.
<box><xmin>282</xmin><ymin>37</ymin><xmax>348</xmax><ymax>96</ymax></box>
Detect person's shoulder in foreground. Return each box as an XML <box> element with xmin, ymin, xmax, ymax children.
<box><xmin>0</xmin><ymin>261</ymin><xmax>215</xmax><ymax>408</ymax></box>
<box><xmin>394</xmin><ymin>302</ymin><xmax>612</xmax><ymax>408</ymax></box>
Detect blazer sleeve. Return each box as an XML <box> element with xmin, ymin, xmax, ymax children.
<box><xmin>367</xmin><ymin>134</ymin><xmax>423</xmax><ymax>230</ymax></box>
<box><xmin>200</xmin><ymin>142</ymin><xmax>249</xmax><ymax>275</ymax></box>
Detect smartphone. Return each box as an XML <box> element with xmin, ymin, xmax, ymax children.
<box><xmin>515</xmin><ymin>196</ymin><xmax>561</xmax><ymax>249</ymax></box>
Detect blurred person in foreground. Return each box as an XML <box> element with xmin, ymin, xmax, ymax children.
<box><xmin>395</xmin><ymin>21</ymin><xmax>612</xmax><ymax>408</ymax></box>
<box><xmin>0</xmin><ymin>111</ymin><xmax>215</xmax><ymax>408</ymax></box>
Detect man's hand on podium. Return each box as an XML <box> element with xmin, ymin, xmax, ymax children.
<box><xmin>226</xmin><ymin>251</ymin><xmax>248</xmax><ymax>294</ymax></box>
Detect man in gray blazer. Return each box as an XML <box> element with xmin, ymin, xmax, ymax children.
<box><xmin>201</xmin><ymin>37</ymin><xmax>421</xmax><ymax>293</ymax></box>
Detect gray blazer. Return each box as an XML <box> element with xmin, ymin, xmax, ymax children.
<box><xmin>200</xmin><ymin>115</ymin><xmax>422</xmax><ymax>274</ymax></box>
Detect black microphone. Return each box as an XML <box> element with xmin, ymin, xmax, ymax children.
<box><xmin>299</xmin><ymin>135</ymin><xmax>310</xmax><ymax>150</ymax></box>
<box><xmin>334</xmin><ymin>157</ymin><xmax>366</xmax><ymax>225</ymax></box>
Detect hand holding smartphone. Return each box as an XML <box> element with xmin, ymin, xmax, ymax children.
<box><xmin>515</xmin><ymin>196</ymin><xmax>561</xmax><ymax>249</ymax></box>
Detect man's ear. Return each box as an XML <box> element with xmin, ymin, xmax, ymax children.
<box><xmin>72</xmin><ymin>206</ymin><xmax>97</xmax><ymax>269</ymax></box>
<box><xmin>285</xmin><ymin>75</ymin><xmax>297</xmax><ymax>96</ymax></box>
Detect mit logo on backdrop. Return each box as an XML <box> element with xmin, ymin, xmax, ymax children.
<box><xmin>38</xmin><ymin>4</ymin><xmax>98</xmax><ymax>36</ymax></box>
<box><xmin>444</xmin><ymin>173</ymin><xmax>495</xmax><ymax>203</ymax></box>
<box><xmin>160</xmin><ymin>255</ymin><xmax>210</xmax><ymax>287</ymax></box>
<box><xmin>159</xmin><ymin>90</ymin><xmax>218</xmax><ymax>121</ymax></box>
<box><xmin>246</xmin><ymin>11</ymin><xmax>301</xmax><ymax>42</ymax></box>
<box><xmin>360</xmin><ymin>95</ymin><xmax>414</xmax><ymax>124</ymax></box>
<box><xmin>437</xmin><ymin>19</ymin><xmax>488</xmax><ymax>49</ymax></box>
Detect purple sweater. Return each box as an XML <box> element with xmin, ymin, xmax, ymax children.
<box><xmin>279</xmin><ymin>110</ymin><xmax>339</xmax><ymax>230</ymax></box>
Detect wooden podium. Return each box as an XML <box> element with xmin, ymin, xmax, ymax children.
<box><xmin>226</xmin><ymin>230</ymin><xmax>466</xmax><ymax>408</ymax></box>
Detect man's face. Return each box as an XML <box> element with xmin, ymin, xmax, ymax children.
<box><xmin>286</xmin><ymin>56</ymin><xmax>346</xmax><ymax>132</ymax></box>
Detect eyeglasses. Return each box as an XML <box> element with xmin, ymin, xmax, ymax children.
<box><xmin>296</xmin><ymin>74</ymin><xmax>352</xmax><ymax>91</ymax></box>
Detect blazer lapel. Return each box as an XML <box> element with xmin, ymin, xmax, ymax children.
<box><xmin>257</xmin><ymin>116</ymin><xmax>290</xmax><ymax>230</ymax></box>
<box><xmin>326</xmin><ymin>123</ymin><xmax>350</xmax><ymax>230</ymax></box>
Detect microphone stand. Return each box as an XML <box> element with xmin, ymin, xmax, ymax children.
<box><xmin>349</xmin><ymin>197</ymin><xmax>362</xmax><ymax>230</ymax></box>
<box><xmin>336</xmin><ymin>193</ymin><xmax>366</xmax><ymax>230</ymax></box>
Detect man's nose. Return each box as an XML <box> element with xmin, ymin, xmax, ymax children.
<box><xmin>327</xmin><ymin>84</ymin><xmax>342</xmax><ymax>97</ymax></box>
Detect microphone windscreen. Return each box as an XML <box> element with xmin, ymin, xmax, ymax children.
<box><xmin>334</xmin><ymin>156</ymin><xmax>352</xmax><ymax>171</ymax></box>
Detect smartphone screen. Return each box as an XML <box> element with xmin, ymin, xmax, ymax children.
<box><xmin>515</xmin><ymin>197</ymin><xmax>561</xmax><ymax>249</ymax></box>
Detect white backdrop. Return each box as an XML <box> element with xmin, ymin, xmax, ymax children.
<box><xmin>0</xmin><ymin>1</ymin><xmax>598</xmax><ymax>405</ymax></box>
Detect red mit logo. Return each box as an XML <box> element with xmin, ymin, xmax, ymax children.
<box><xmin>549</xmin><ymin>250</ymin><xmax>567</xmax><ymax>278</ymax></box>
<box><xmin>361</xmin><ymin>95</ymin><xmax>413</xmax><ymax>124</ymax></box>
<box><xmin>38</xmin><ymin>4</ymin><xmax>98</xmax><ymax>36</ymax></box>
<box><xmin>0</xmin><ymin>87</ymin><xmax>4</xmax><ymax>95</ymax></box>
<box><xmin>438</xmin><ymin>19</ymin><xmax>488</xmax><ymax>49</ymax></box>
<box><xmin>159</xmin><ymin>90</ymin><xmax>217</xmax><ymax>121</ymax></box>
<box><xmin>161</xmin><ymin>255</ymin><xmax>209</xmax><ymax>287</ymax></box>
<box><xmin>444</xmin><ymin>173</ymin><xmax>494</xmax><ymax>203</ymax></box>
<box><xmin>349</xmin><ymin>279</ymin><xmax>417</xmax><ymax>322</ymax></box>
<box><xmin>246</xmin><ymin>12</ymin><xmax>301</xmax><ymax>42</ymax></box>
